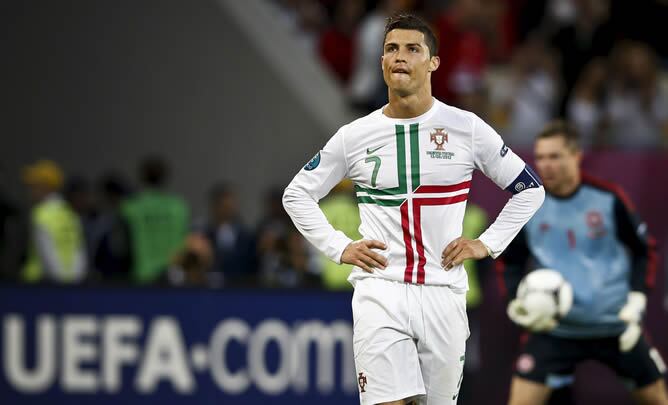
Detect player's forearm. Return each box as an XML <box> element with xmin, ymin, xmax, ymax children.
<box><xmin>282</xmin><ymin>184</ymin><xmax>353</xmax><ymax>264</ymax></box>
<box><xmin>478</xmin><ymin>186</ymin><xmax>545</xmax><ymax>258</ymax></box>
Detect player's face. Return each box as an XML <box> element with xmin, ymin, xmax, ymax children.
<box><xmin>534</xmin><ymin>136</ymin><xmax>581</xmax><ymax>193</ymax></box>
<box><xmin>381</xmin><ymin>29</ymin><xmax>439</xmax><ymax>96</ymax></box>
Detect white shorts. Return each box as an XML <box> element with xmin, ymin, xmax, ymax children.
<box><xmin>352</xmin><ymin>277</ymin><xmax>469</xmax><ymax>405</ymax></box>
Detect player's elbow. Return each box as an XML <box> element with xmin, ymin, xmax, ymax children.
<box><xmin>281</xmin><ymin>184</ymin><xmax>304</xmax><ymax>216</ymax></box>
<box><xmin>282</xmin><ymin>186</ymin><xmax>294</xmax><ymax>214</ymax></box>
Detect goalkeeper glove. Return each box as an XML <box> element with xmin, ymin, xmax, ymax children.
<box><xmin>507</xmin><ymin>299</ymin><xmax>557</xmax><ymax>332</ymax></box>
<box><xmin>618</xmin><ymin>291</ymin><xmax>646</xmax><ymax>352</ymax></box>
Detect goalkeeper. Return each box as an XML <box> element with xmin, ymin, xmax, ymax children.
<box><xmin>498</xmin><ymin>121</ymin><xmax>667</xmax><ymax>404</ymax></box>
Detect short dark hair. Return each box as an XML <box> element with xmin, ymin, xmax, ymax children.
<box><xmin>536</xmin><ymin>120</ymin><xmax>580</xmax><ymax>150</ymax></box>
<box><xmin>139</xmin><ymin>156</ymin><xmax>169</xmax><ymax>187</ymax></box>
<box><xmin>209</xmin><ymin>182</ymin><xmax>234</xmax><ymax>203</ymax></box>
<box><xmin>383</xmin><ymin>13</ymin><xmax>438</xmax><ymax>57</ymax></box>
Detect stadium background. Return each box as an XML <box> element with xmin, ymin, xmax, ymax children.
<box><xmin>1</xmin><ymin>0</ymin><xmax>667</xmax><ymax>404</ymax></box>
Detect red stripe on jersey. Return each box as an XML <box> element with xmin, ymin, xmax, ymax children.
<box><xmin>412</xmin><ymin>193</ymin><xmax>469</xmax><ymax>284</ymax></box>
<box><xmin>414</xmin><ymin>180</ymin><xmax>472</xmax><ymax>194</ymax></box>
<box><xmin>401</xmin><ymin>201</ymin><xmax>415</xmax><ymax>283</ymax></box>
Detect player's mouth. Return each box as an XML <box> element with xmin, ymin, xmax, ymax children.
<box><xmin>391</xmin><ymin>66</ymin><xmax>410</xmax><ymax>75</ymax></box>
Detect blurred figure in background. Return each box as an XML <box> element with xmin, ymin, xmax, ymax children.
<box><xmin>198</xmin><ymin>183</ymin><xmax>256</xmax><ymax>285</ymax></box>
<box><xmin>121</xmin><ymin>157</ymin><xmax>188</xmax><ymax>284</ymax></box>
<box><xmin>349</xmin><ymin>0</ymin><xmax>414</xmax><ymax>111</ymax></box>
<box><xmin>318</xmin><ymin>0</ymin><xmax>364</xmax><ymax>85</ymax></box>
<box><xmin>319</xmin><ymin>180</ymin><xmax>361</xmax><ymax>290</ymax></box>
<box><xmin>21</xmin><ymin>160</ymin><xmax>87</xmax><ymax>284</ymax></box>
<box><xmin>93</xmin><ymin>172</ymin><xmax>132</xmax><ymax>282</ymax></box>
<box><xmin>501</xmin><ymin>36</ymin><xmax>559</xmax><ymax>148</ymax></box>
<box><xmin>0</xmin><ymin>165</ymin><xmax>28</xmax><ymax>280</ymax></box>
<box><xmin>432</xmin><ymin>0</ymin><xmax>490</xmax><ymax>104</ymax></box>
<box><xmin>549</xmin><ymin>0</ymin><xmax>615</xmax><ymax>112</ymax></box>
<box><xmin>167</xmin><ymin>233</ymin><xmax>219</xmax><ymax>288</ymax></box>
<box><xmin>257</xmin><ymin>187</ymin><xmax>319</xmax><ymax>288</ymax></box>
<box><xmin>605</xmin><ymin>41</ymin><xmax>668</xmax><ymax>149</ymax></box>
<box><xmin>63</xmin><ymin>176</ymin><xmax>99</xmax><ymax>267</ymax></box>
<box><xmin>273</xmin><ymin>0</ymin><xmax>327</xmax><ymax>53</ymax></box>
<box><xmin>567</xmin><ymin>58</ymin><xmax>608</xmax><ymax>149</ymax></box>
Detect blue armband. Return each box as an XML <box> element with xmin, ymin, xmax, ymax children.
<box><xmin>506</xmin><ymin>165</ymin><xmax>542</xmax><ymax>194</ymax></box>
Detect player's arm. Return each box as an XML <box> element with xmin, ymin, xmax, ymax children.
<box><xmin>613</xmin><ymin>192</ymin><xmax>657</xmax><ymax>351</ymax></box>
<box><xmin>282</xmin><ymin>129</ymin><xmax>387</xmax><ymax>272</ymax></box>
<box><xmin>442</xmin><ymin>116</ymin><xmax>545</xmax><ymax>268</ymax></box>
<box><xmin>614</xmin><ymin>195</ymin><xmax>656</xmax><ymax>294</ymax></box>
<box><xmin>473</xmin><ymin>117</ymin><xmax>545</xmax><ymax>258</ymax></box>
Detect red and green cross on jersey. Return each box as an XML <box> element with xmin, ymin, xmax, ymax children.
<box><xmin>355</xmin><ymin>123</ymin><xmax>471</xmax><ymax>284</ymax></box>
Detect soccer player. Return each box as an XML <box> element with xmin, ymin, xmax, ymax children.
<box><xmin>283</xmin><ymin>14</ymin><xmax>545</xmax><ymax>405</ymax></box>
<box><xmin>500</xmin><ymin>120</ymin><xmax>668</xmax><ymax>405</ymax></box>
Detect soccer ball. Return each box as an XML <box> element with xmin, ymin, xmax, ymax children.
<box><xmin>516</xmin><ymin>268</ymin><xmax>573</xmax><ymax>320</ymax></box>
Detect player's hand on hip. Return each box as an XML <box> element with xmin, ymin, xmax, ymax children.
<box><xmin>441</xmin><ymin>237</ymin><xmax>489</xmax><ymax>270</ymax></box>
<box><xmin>341</xmin><ymin>240</ymin><xmax>387</xmax><ymax>273</ymax></box>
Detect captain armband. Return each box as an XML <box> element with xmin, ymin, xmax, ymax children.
<box><xmin>505</xmin><ymin>165</ymin><xmax>542</xmax><ymax>195</ymax></box>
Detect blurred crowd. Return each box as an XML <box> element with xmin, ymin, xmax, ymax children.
<box><xmin>0</xmin><ymin>158</ymin><xmax>363</xmax><ymax>290</ymax></box>
<box><xmin>271</xmin><ymin>0</ymin><xmax>668</xmax><ymax>149</ymax></box>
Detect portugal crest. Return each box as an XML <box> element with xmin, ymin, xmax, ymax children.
<box><xmin>430</xmin><ymin>128</ymin><xmax>448</xmax><ymax>151</ymax></box>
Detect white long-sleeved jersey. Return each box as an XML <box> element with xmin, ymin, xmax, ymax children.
<box><xmin>283</xmin><ymin>99</ymin><xmax>544</xmax><ymax>290</ymax></box>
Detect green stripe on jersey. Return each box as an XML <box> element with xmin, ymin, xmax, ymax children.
<box><xmin>410</xmin><ymin>123</ymin><xmax>420</xmax><ymax>191</ymax></box>
<box><xmin>356</xmin><ymin>125</ymin><xmax>407</xmax><ymax>196</ymax></box>
<box><xmin>356</xmin><ymin>196</ymin><xmax>405</xmax><ymax>206</ymax></box>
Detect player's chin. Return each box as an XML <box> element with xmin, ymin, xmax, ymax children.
<box><xmin>388</xmin><ymin>81</ymin><xmax>413</xmax><ymax>95</ymax></box>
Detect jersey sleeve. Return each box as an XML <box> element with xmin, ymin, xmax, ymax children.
<box><xmin>472</xmin><ymin>116</ymin><xmax>526</xmax><ymax>190</ymax></box>
<box><xmin>613</xmin><ymin>195</ymin><xmax>657</xmax><ymax>292</ymax></box>
<box><xmin>282</xmin><ymin>128</ymin><xmax>353</xmax><ymax>264</ymax></box>
<box><xmin>472</xmin><ymin>115</ymin><xmax>545</xmax><ymax>258</ymax></box>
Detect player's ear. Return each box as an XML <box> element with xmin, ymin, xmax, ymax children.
<box><xmin>380</xmin><ymin>55</ymin><xmax>385</xmax><ymax>70</ymax></box>
<box><xmin>428</xmin><ymin>55</ymin><xmax>440</xmax><ymax>72</ymax></box>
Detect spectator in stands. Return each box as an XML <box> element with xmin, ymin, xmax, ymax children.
<box><xmin>260</xmin><ymin>227</ymin><xmax>321</xmax><ymax>288</ymax></box>
<box><xmin>64</xmin><ymin>176</ymin><xmax>99</xmax><ymax>266</ymax></box>
<box><xmin>257</xmin><ymin>187</ymin><xmax>319</xmax><ymax>288</ymax></box>
<box><xmin>432</xmin><ymin>0</ymin><xmax>490</xmax><ymax>104</ymax></box>
<box><xmin>93</xmin><ymin>172</ymin><xmax>132</xmax><ymax>282</ymax></box>
<box><xmin>503</xmin><ymin>36</ymin><xmax>559</xmax><ymax>147</ymax></box>
<box><xmin>198</xmin><ymin>183</ymin><xmax>256</xmax><ymax>285</ymax></box>
<box><xmin>167</xmin><ymin>233</ymin><xmax>220</xmax><ymax>288</ymax></box>
<box><xmin>319</xmin><ymin>180</ymin><xmax>361</xmax><ymax>290</ymax></box>
<box><xmin>605</xmin><ymin>41</ymin><xmax>668</xmax><ymax>149</ymax></box>
<box><xmin>318</xmin><ymin>0</ymin><xmax>364</xmax><ymax>84</ymax></box>
<box><xmin>349</xmin><ymin>0</ymin><xmax>415</xmax><ymax>111</ymax></box>
<box><xmin>273</xmin><ymin>0</ymin><xmax>327</xmax><ymax>53</ymax></box>
<box><xmin>0</xmin><ymin>165</ymin><xmax>27</xmax><ymax>281</ymax></box>
<box><xmin>549</xmin><ymin>0</ymin><xmax>615</xmax><ymax>111</ymax></box>
<box><xmin>21</xmin><ymin>160</ymin><xmax>87</xmax><ymax>284</ymax></box>
<box><xmin>121</xmin><ymin>157</ymin><xmax>189</xmax><ymax>284</ymax></box>
<box><xmin>567</xmin><ymin>58</ymin><xmax>608</xmax><ymax>148</ymax></box>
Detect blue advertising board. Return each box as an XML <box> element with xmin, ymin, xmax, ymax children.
<box><xmin>0</xmin><ymin>286</ymin><xmax>358</xmax><ymax>405</ymax></box>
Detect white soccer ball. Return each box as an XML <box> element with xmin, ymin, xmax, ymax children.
<box><xmin>516</xmin><ymin>268</ymin><xmax>573</xmax><ymax>320</ymax></box>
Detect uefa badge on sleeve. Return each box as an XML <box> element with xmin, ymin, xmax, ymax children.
<box><xmin>304</xmin><ymin>151</ymin><xmax>321</xmax><ymax>171</ymax></box>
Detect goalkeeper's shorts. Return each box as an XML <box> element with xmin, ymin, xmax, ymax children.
<box><xmin>513</xmin><ymin>332</ymin><xmax>666</xmax><ymax>389</ymax></box>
